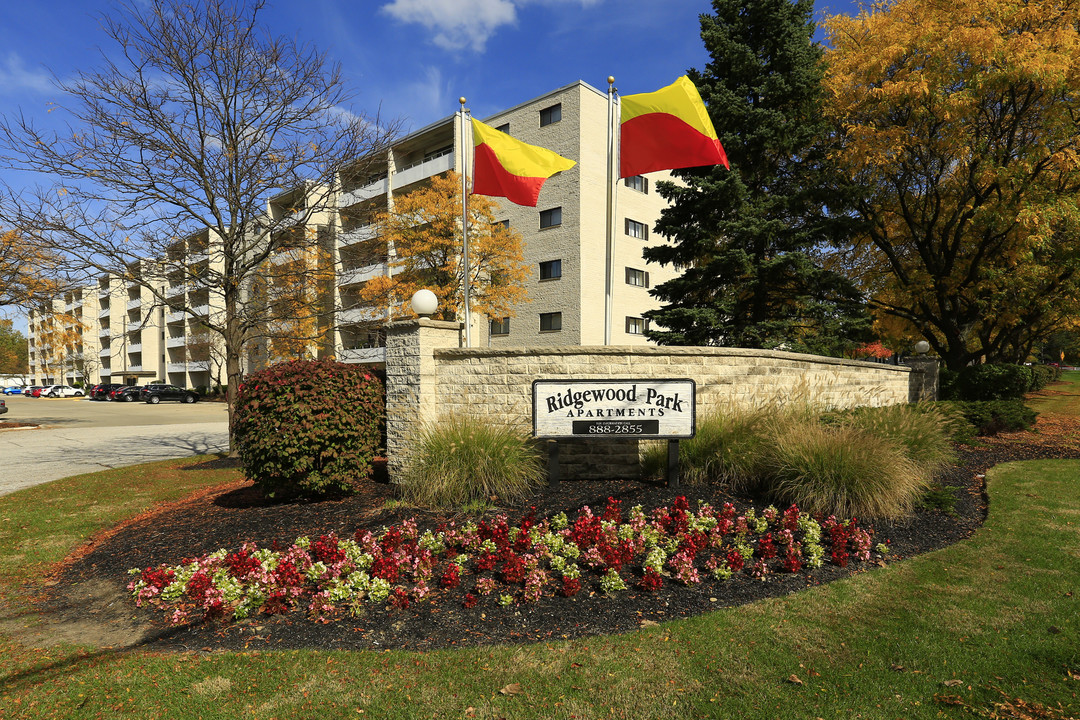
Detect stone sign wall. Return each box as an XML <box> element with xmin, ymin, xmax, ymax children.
<box><xmin>384</xmin><ymin>319</ymin><xmax>916</xmax><ymax>480</ymax></box>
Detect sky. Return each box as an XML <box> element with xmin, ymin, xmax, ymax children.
<box><xmin>0</xmin><ymin>0</ymin><xmax>863</xmax><ymax>331</ymax></box>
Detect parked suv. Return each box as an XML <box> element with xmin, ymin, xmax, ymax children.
<box><xmin>140</xmin><ymin>384</ymin><xmax>200</xmax><ymax>404</ymax></box>
<box><xmin>43</xmin><ymin>385</ymin><xmax>85</xmax><ymax>398</ymax></box>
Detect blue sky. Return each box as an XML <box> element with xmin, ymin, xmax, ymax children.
<box><xmin>0</xmin><ymin>0</ymin><xmax>862</xmax><ymax>330</ymax></box>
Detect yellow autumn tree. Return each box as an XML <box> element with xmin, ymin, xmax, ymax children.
<box><xmin>254</xmin><ymin>227</ymin><xmax>336</xmax><ymax>364</ymax></box>
<box><xmin>360</xmin><ymin>171</ymin><xmax>529</xmax><ymax>322</ymax></box>
<box><xmin>823</xmin><ymin>0</ymin><xmax>1080</xmax><ymax>369</ymax></box>
<box><xmin>0</xmin><ymin>228</ymin><xmax>62</xmax><ymax>308</ymax></box>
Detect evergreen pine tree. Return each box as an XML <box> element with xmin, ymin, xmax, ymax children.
<box><xmin>643</xmin><ymin>0</ymin><xmax>869</xmax><ymax>356</ymax></box>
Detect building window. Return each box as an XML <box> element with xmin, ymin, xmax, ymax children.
<box><xmin>625</xmin><ymin>218</ymin><xmax>648</xmax><ymax>240</ymax></box>
<box><xmin>539</xmin><ymin>104</ymin><xmax>562</xmax><ymax>127</ymax></box>
<box><xmin>624</xmin><ymin>175</ymin><xmax>649</xmax><ymax>194</ymax></box>
<box><xmin>495</xmin><ymin>123</ymin><xmax>510</xmax><ymax>134</ymax></box>
<box><xmin>539</xmin><ymin>259</ymin><xmax>562</xmax><ymax>280</ymax></box>
<box><xmin>540</xmin><ymin>207</ymin><xmax>562</xmax><ymax>229</ymax></box>
<box><xmin>492</xmin><ymin>219</ymin><xmax>509</xmax><ymax>230</ymax></box>
<box><xmin>424</xmin><ymin>145</ymin><xmax>452</xmax><ymax>162</ymax></box>
<box><xmin>625</xmin><ymin>267</ymin><xmax>649</xmax><ymax>287</ymax></box>
<box><xmin>625</xmin><ymin>316</ymin><xmax>649</xmax><ymax>335</ymax></box>
<box><xmin>490</xmin><ymin>317</ymin><xmax>510</xmax><ymax>335</ymax></box>
<box><xmin>540</xmin><ymin>312</ymin><xmax>562</xmax><ymax>332</ymax></box>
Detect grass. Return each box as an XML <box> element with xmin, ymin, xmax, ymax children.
<box><xmin>1027</xmin><ymin>370</ymin><xmax>1080</xmax><ymax>415</ymax></box>
<box><xmin>0</xmin><ymin>452</ymin><xmax>1078</xmax><ymax>717</ymax></box>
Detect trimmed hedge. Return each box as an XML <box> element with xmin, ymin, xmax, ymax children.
<box><xmin>942</xmin><ymin>362</ymin><xmax>1062</xmax><ymax>401</ymax></box>
<box><xmin>233</xmin><ymin>359</ymin><xmax>384</xmax><ymax>499</ymax></box>
<box><xmin>939</xmin><ymin>400</ymin><xmax>1037</xmax><ymax>437</ymax></box>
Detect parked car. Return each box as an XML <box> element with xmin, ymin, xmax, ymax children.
<box><xmin>0</xmin><ymin>399</ymin><xmax>7</xmax><ymax>415</ymax></box>
<box><xmin>30</xmin><ymin>387</ymin><xmax>46</xmax><ymax>398</ymax></box>
<box><xmin>2</xmin><ymin>386</ymin><xmax>24</xmax><ymax>395</ymax></box>
<box><xmin>42</xmin><ymin>385</ymin><xmax>85</xmax><ymax>398</ymax></box>
<box><xmin>112</xmin><ymin>386</ymin><xmax>141</xmax><ymax>402</ymax></box>
<box><xmin>140</xmin><ymin>384</ymin><xmax>200</xmax><ymax>404</ymax></box>
<box><xmin>89</xmin><ymin>383</ymin><xmax>126</xmax><ymax>400</ymax></box>
<box><xmin>23</xmin><ymin>386</ymin><xmax>43</xmax><ymax>397</ymax></box>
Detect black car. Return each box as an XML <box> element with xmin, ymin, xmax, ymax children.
<box><xmin>112</xmin><ymin>386</ymin><xmax>142</xmax><ymax>402</ymax></box>
<box><xmin>140</xmin><ymin>384</ymin><xmax>200</xmax><ymax>404</ymax></box>
<box><xmin>90</xmin><ymin>383</ymin><xmax>126</xmax><ymax>400</ymax></box>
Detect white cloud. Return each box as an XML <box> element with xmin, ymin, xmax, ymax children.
<box><xmin>0</xmin><ymin>53</ymin><xmax>53</xmax><ymax>95</ymax></box>
<box><xmin>381</xmin><ymin>0</ymin><xmax>602</xmax><ymax>52</ymax></box>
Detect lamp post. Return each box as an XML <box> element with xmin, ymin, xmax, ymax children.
<box><xmin>410</xmin><ymin>289</ymin><xmax>438</xmax><ymax>319</ymax></box>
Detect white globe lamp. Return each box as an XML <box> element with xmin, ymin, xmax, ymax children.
<box><xmin>410</xmin><ymin>289</ymin><xmax>438</xmax><ymax>318</ymax></box>
<box><xmin>914</xmin><ymin>340</ymin><xmax>930</xmax><ymax>355</ymax></box>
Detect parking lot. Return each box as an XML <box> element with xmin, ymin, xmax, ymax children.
<box><xmin>0</xmin><ymin>395</ymin><xmax>230</xmax><ymax>496</ymax></box>
<box><xmin>1</xmin><ymin>393</ymin><xmax>227</xmax><ymax>428</ymax></box>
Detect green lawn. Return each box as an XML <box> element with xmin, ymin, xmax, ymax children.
<box><xmin>1027</xmin><ymin>370</ymin><xmax>1080</xmax><ymax>416</ymax></box>
<box><xmin>0</xmin><ymin>431</ymin><xmax>1077</xmax><ymax>717</ymax></box>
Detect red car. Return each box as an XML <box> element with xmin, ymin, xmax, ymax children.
<box><xmin>31</xmin><ymin>387</ymin><xmax>46</xmax><ymax>398</ymax></box>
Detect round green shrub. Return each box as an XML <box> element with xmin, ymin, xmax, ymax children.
<box><xmin>233</xmin><ymin>359</ymin><xmax>384</xmax><ymax>499</ymax></box>
<box><xmin>951</xmin><ymin>363</ymin><xmax>1033</xmax><ymax>401</ymax></box>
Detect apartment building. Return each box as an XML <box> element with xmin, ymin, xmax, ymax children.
<box><xmin>28</xmin><ymin>80</ymin><xmax>680</xmax><ymax>384</ymax></box>
<box><xmin>336</xmin><ymin>80</ymin><xmax>676</xmax><ymax>358</ymax></box>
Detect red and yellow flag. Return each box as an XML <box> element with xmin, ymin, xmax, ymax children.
<box><xmin>471</xmin><ymin>118</ymin><xmax>576</xmax><ymax>207</ymax></box>
<box><xmin>620</xmin><ymin>76</ymin><xmax>729</xmax><ymax>178</ymax></box>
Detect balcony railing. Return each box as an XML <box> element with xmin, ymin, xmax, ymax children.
<box><xmin>338</xmin><ymin>306</ymin><xmax>385</xmax><ymax>325</ymax></box>
<box><xmin>338</xmin><ymin>347</ymin><xmax>386</xmax><ymax>364</ymax></box>
<box><xmin>167</xmin><ymin>362</ymin><xmax>187</xmax><ymax>373</ymax></box>
<box><xmin>339</xmin><ymin>177</ymin><xmax>388</xmax><ymax>207</ymax></box>
<box><xmin>98</xmin><ymin>306</ymin><xmax>111</xmax><ymax>319</ymax></box>
<box><xmin>166</xmin><ymin>335</ymin><xmax>187</xmax><ymax>348</ymax></box>
<box><xmin>166</xmin><ymin>284</ymin><xmax>186</xmax><ymax>299</ymax></box>
<box><xmin>340</xmin><ymin>262</ymin><xmax>388</xmax><ymax>287</ymax></box>
<box><xmin>128</xmin><ymin>342</ymin><xmax>143</xmax><ymax>353</ymax></box>
<box><xmin>393</xmin><ymin>152</ymin><xmax>454</xmax><ymax>189</ymax></box>
<box><xmin>99</xmin><ymin>327</ymin><xmax>111</xmax><ymax>338</ymax></box>
<box><xmin>126</xmin><ymin>298</ymin><xmax>142</xmax><ymax>311</ymax></box>
<box><xmin>166</xmin><ymin>308</ymin><xmax>186</xmax><ymax>323</ymax></box>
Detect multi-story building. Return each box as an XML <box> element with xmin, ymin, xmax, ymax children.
<box><xmin>336</xmin><ymin>80</ymin><xmax>676</xmax><ymax>359</ymax></box>
<box><xmin>28</xmin><ymin>80</ymin><xmax>681</xmax><ymax>385</ymax></box>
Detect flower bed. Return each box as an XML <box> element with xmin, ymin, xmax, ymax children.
<box><xmin>128</xmin><ymin>496</ymin><xmax>886</xmax><ymax>625</ymax></box>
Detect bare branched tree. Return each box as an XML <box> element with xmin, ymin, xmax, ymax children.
<box><xmin>0</xmin><ymin>0</ymin><xmax>397</xmax><ymax>448</ymax></box>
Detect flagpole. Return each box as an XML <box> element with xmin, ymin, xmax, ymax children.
<box><xmin>459</xmin><ymin>97</ymin><xmax>473</xmax><ymax>348</ymax></box>
<box><xmin>603</xmin><ymin>76</ymin><xmax>618</xmax><ymax>346</ymax></box>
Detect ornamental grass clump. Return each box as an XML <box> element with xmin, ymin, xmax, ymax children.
<box><xmin>232</xmin><ymin>359</ymin><xmax>384</xmax><ymax>499</ymax></box>
<box><xmin>641</xmin><ymin>406</ymin><xmax>774</xmax><ymax>487</ymax></box>
<box><xmin>835</xmin><ymin>402</ymin><xmax>959</xmax><ymax>479</ymax></box>
<box><xmin>762</xmin><ymin>421</ymin><xmax>926</xmax><ymax>520</ymax></box>
<box><xmin>397</xmin><ymin>415</ymin><xmax>544</xmax><ymax>511</ymax></box>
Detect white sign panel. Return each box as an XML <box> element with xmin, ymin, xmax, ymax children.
<box><xmin>532</xmin><ymin>379</ymin><xmax>696</xmax><ymax>439</ymax></box>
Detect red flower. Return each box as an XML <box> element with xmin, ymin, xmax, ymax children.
<box><xmin>462</xmin><ymin>592</ymin><xmax>478</xmax><ymax>609</ymax></box>
<box><xmin>560</xmin><ymin>576</ymin><xmax>581</xmax><ymax>597</ymax></box>
<box><xmin>639</xmin><ymin>568</ymin><xmax>663</xmax><ymax>592</ymax></box>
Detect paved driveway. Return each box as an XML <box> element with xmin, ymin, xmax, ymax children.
<box><xmin>0</xmin><ymin>396</ymin><xmax>230</xmax><ymax>496</ymax></box>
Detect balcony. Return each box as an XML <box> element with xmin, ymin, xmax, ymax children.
<box><xmin>98</xmin><ymin>285</ymin><xmax>111</xmax><ymax>299</ymax></box>
<box><xmin>98</xmin><ymin>306</ymin><xmax>111</xmax><ymax>319</ymax></box>
<box><xmin>190</xmin><ymin>304</ymin><xmax>210</xmax><ymax>318</ymax></box>
<box><xmin>166</xmin><ymin>284</ymin><xmax>186</xmax><ymax>299</ymax></box>
<box><xmin>340</xmin><ymin>262</ymin><xmax>388</xmax><ymax>287</ymax></box>
<box><xmin>339</xmin><ymin>346</ymin><xmax>386</xmax><ymax>364</ymax></box>
<box><xmin>338</xmin><ymin>226</ymin><xmax>376</xmax><ymax>247</ymax></box>
<box><xmin>126</xmin><ymin>298</ymin><xmax>142</xmax><ymax>311</ymax></box>
<box><xmin>129</xmin><ymin>342</ymin><xmax>143</xmax><ymax>353</ymax></box>
<box><xmin>338</xmin><ymin>306</ymin><xmax>384</xmax><ymax>325</ymax></box>
<box><xmin>166</xmin><ymin>335</ymin><xmax>186</xmax><ymax>348</ymax></box>
<box><xmin>128</xmin><ymin>363</ymin><xmax>143</xmax><ymax>372</ymax></box>
<box><xmin>99</xmin><ymin>327</ymin><xmax>111</xmax><ymax>338</ymax></box>
<box><xmin>167</xmin><ymin>362</ymin><xmax>187</xmax><ymax>373</ymax></box>
<box><xmin>166</xmin><ymin>308</ymin><xmax>187</xmax><ymax>323</ymax></box>
<box><xmin>99</xmin><ymin>347</ymin><xmax>112</xmax><ymax>358</ymax></box>
<box><xmin>187</xmin><ymin>360</ymin><xmax>210</xmax><ymax>371</ymax></box>
<box><xmin>393</xmin><ymin>152</ymin><xmax>454</xmax><ymax>190</ymax></box>
<box><xmin>339</xmin><ymin>177</ymin><xmax>388</xmax><ymax>207</ymax></box>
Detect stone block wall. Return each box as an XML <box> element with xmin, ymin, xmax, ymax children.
<box><xmin>384</xmin><ymin>321</ymin><xmax>914</xmax><ymax>481</ymax></box>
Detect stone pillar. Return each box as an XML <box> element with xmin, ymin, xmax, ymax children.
<box><xmin>384</xmin><ymin>318</ymin><xmax>462</xmax><ymax>478</ymax></box>
<box><xmin>903</xmin><ymin>355</ymin><xmax>939</xmax><ymax>402</ymax></box>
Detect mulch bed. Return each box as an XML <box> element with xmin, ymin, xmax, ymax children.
<box><xmin>42</xmin><ymin>418</ymin><xmax>1080</xmax><ymax>653</ymax></box>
